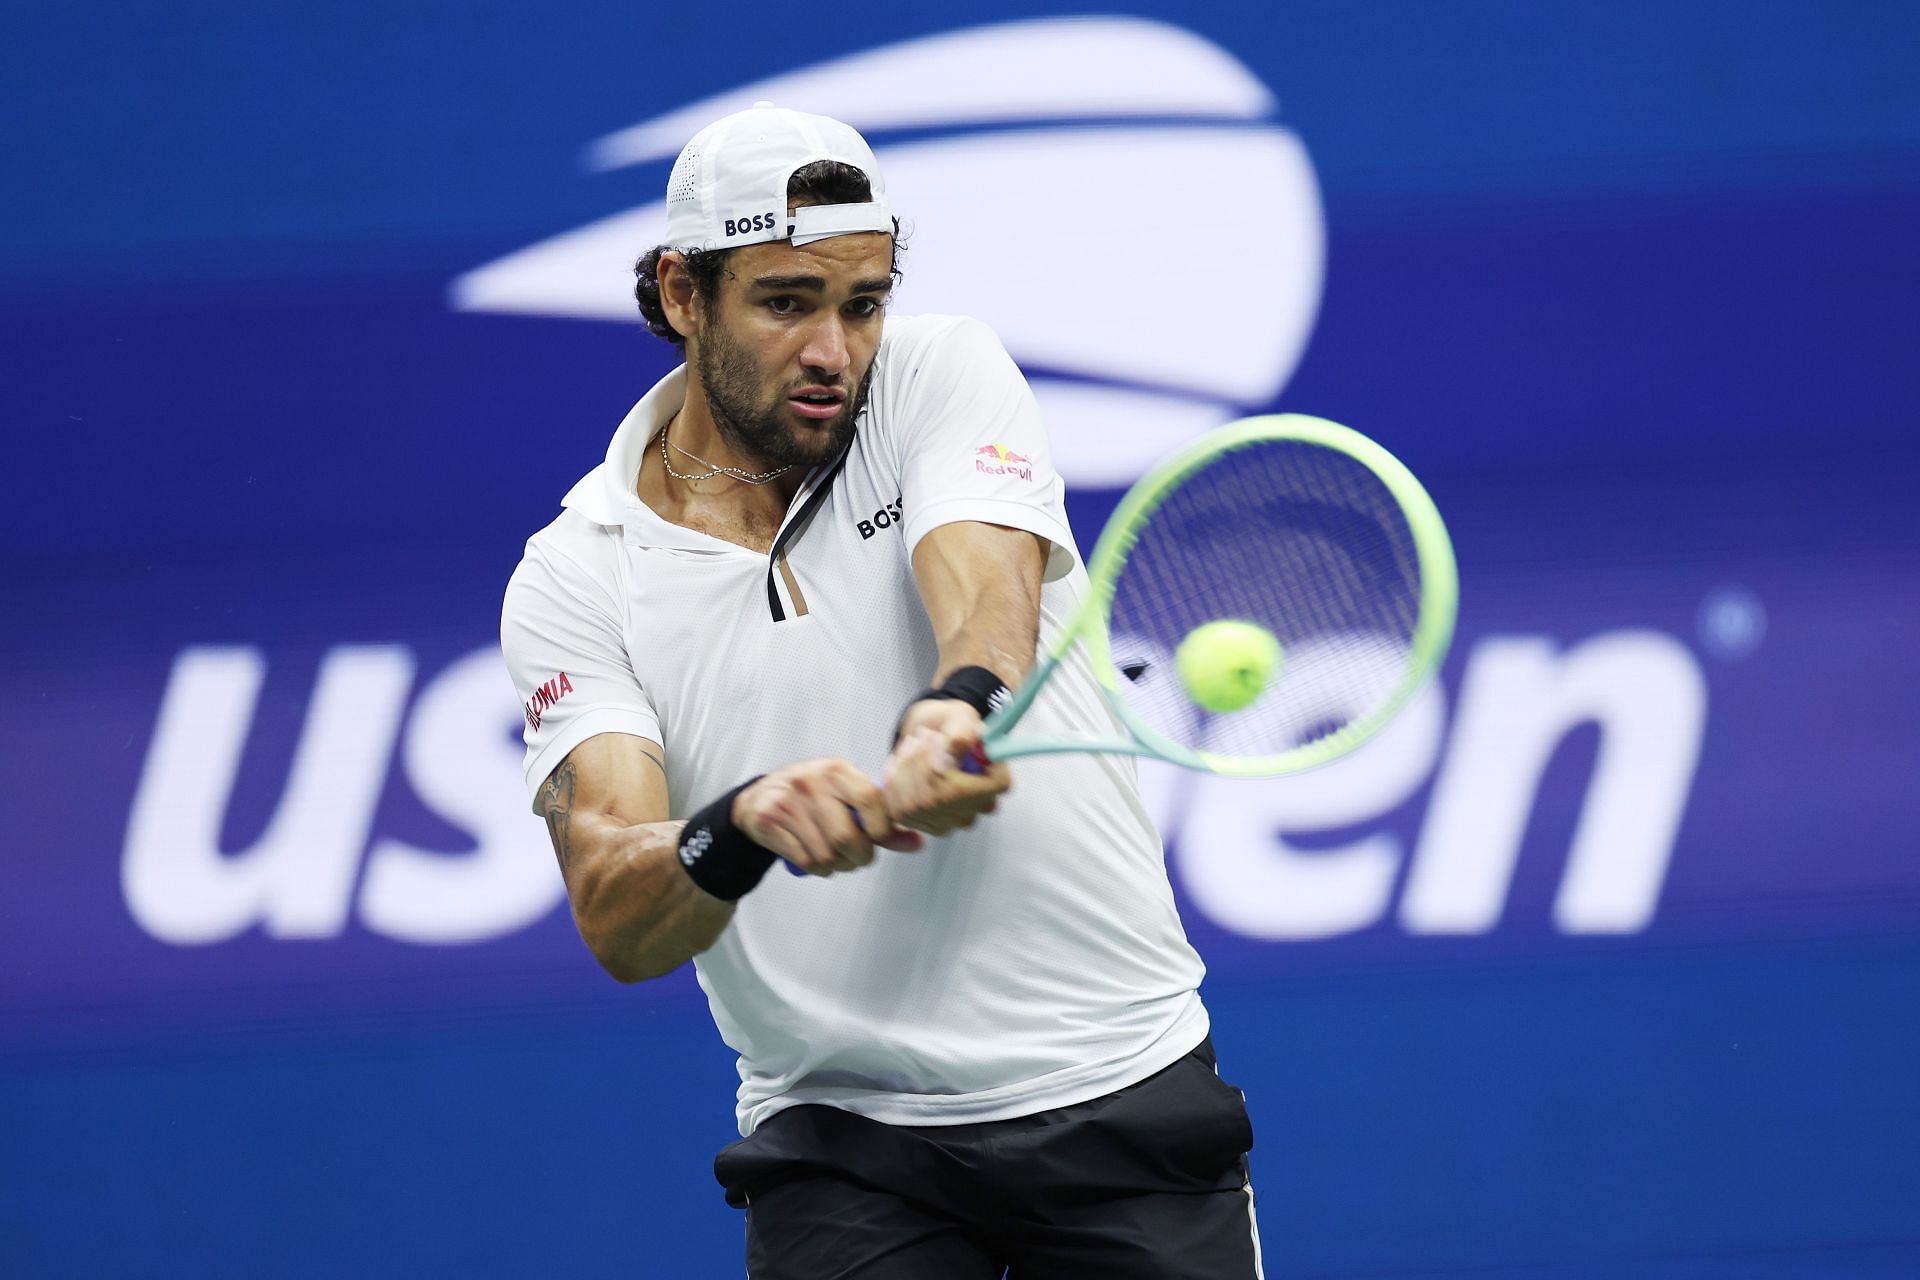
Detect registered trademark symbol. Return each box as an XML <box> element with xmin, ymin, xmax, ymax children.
<box><xmin>1696</xmin><ymin>585</ymin><xmax>1765</xmax><ymax>660</ymax></box>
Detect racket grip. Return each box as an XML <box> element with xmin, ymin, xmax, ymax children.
<box><xmin>959</xmin><ymin>743</ymin><xmax>992</xmax><ymax>775</ymax></box>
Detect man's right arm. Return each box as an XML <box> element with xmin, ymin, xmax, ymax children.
<box><xmin>533</xmin><ymin>732</ymin><xmax>721</xmax><ymax>984</ymax></box>
<box><xmin>534</xmin><ymin>733</ymin><xmax>923</xmax><ymax>983</ymax></box>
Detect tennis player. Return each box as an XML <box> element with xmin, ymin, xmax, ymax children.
<box><xmin>502</xmin><ymin>103</ymin><xmax>1261</xmax><ymax>1278</ymax></box>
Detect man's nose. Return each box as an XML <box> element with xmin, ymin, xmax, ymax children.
<box><xmin>798</xmin><ymin>314</ymin><xmax>850</xmax><ymax>377</ymax></box>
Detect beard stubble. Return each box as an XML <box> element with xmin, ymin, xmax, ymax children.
<box><xmin>695</xmin><ymin>316</ymin><xmax>874</xmax><ymax>470</ymax></box>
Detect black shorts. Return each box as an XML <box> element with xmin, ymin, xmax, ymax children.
<box><xmin>713</xmin><ymin>1038</ymin><xmax>1263</xmax><ymax>1279</ymax></box>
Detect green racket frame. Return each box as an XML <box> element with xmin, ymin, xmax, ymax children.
<box><xmin>980</xmin><ymin>414</ymin><xmax>1459</xmax><ymax>778</ymax></box>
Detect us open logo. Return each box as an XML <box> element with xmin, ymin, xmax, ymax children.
<box><xmin>449</xmin><ymin>16</ymin><xmax>1325</xmax><ymax>489</ymax></box>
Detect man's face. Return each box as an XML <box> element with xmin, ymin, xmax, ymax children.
<box><xmin>691</xmin><ymin>231</ymin><xmax>894</xmax><ymax>469</ymax></box>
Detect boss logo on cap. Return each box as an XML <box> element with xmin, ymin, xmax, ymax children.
<box><xmin>724</xmin><ymin>212</ymin><xmax>779</xmax><ymax>238</ymax></box>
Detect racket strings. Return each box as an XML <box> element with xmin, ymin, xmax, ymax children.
<box><xmin>1106</xmin><ymin>438</ymin><xmax>1424</xmax><ymax>758</ymax></box>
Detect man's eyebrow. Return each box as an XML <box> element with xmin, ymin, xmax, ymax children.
<box><xmin>749</xmin><ymin>274</ymin><xmax>826</xmax><ymax>292</ymax></box>
<box><xmin>747</xmin><ymin>274</ymin><xmax>894</xmax><ymax>295</ymax></box>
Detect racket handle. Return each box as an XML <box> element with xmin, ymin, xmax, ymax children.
<box><xmin>959</xmin><ymin>743</ymin><xmax>992</xmax><ymax>775</ymax></box>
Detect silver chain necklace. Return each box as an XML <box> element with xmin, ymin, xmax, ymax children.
<box><xmin>657</xmin><ymin>422</ymin><xmax>794</xmax><ymax>486</ymax></box>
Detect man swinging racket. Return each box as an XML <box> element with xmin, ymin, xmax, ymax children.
<box><xmin>502</xmin><ymin>103</ymin><xmax>1262</xmax><ymax>1278</ymax></box>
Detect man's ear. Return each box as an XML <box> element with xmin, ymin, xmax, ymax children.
<box><xmin>658</xmin><ymin>252</ymin><xmax>700</xmax><ymax>342</ymax></box>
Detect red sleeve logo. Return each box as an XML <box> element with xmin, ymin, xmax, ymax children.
<box><xmin>973</xmin><ymin>443</ymin><xmax>1034</xmax><ymax>480</ymax></box>
<box><xmin>523</xmin><ymin>671</ymin><xmax>574</xmax><ymax>731</ymax></box>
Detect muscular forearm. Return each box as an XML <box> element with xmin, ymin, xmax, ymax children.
<box><xmin>560</xmin><ymin>814</ymin><xmax>736</xmax><ymax>983</ymax></box>
<box><xmin>537</xmin><ymin>747</ymin><xmax>924</xmax><ymax>982</ymax></box>
<box><xmin>533</xmin><ymin>745</ymin><xmax>737</xmax><ymax>983</ymax></box>
<box><xmin>913</xmin><ymin>524</ymin><xmax>1046</xmax><ymax>688</ymax></box>
<box><xmin>931</xmin><ymin>589</ymin><xmax>1037</xmax><ymax>687</ymax></box>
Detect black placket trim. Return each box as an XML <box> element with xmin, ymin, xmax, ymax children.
<box><xmin>764</xmin><ymin>438</ymin><xmax>855</xmax><ymax>622</ymax></box>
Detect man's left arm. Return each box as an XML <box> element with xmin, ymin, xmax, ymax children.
<box><xmin>913</xmin><ymin>520</ymin><xmax>1045</xmax><ymax>689</ymax></box>
<box><xmin>885</xmin><ymin>520</ymin><xmax>1046</xmax><ymax>834</ymax></box>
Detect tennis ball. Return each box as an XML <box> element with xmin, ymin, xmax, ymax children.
<box><xmin>1176</xmin><ymin>620</ymin><xmax>1283</xmax><ymax>713</ymax></box>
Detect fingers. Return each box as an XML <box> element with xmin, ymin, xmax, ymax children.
<box><xmin>898</xmin><ymin>697</ymin><xmax>989</xmax><ymax>756</ymax></box>
<box><xmin>895</xmin><ymin>699</ymin><xmax>1009</xmax><ymax>797</ymax></box>
<box><xmin>883</xmin><ymin>726</ymin><xmax>1012</xmax><ymax>837</ymax></box>
<box><xmin>735</xmin><ymin>759</ymin><xmax>924</xmax><ymax>878</ymax></box>
<box><xmin>736</xmin><ymin>777</ymin><xmax>832</xmax><ymax>874</ymax></box>
<box><xmin>829</xmin><ymin>761</ymin><xmax>897</xmax><ymax>852</ymax></box>
<box><xmin>833</xmin><ymin>787</ymin><xmax>925</xmax><ymax>854</ymax></box>
<box><xmin>874</xmin><ymin>827</ymin><xmax>926</xmax><ymax>853</ymax></box>
<box><xmin>737</xmin><ymin>770</ymin><xmax>848</xmax><ymax>874</ymax></box>
<box><xmin>736</xmin><ymin>730</ymin><xmax>1011</xmax><ymax>875</ymax></box>
<box><xmin>783</xmin><ymin>799</ymin><xmax>847</xmax><ymax>876</ymax></box>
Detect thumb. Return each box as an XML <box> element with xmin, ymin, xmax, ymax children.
<box><xmin>875</xmin><ymin>828</ymin><xmax>926</xmax><ymax>853</ymax></box>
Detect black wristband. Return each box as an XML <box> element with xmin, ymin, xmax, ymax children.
<box><xmin>677</xmin><ymin>777</ymin><xmax>777</xmax><ymax>901</ymax></box>
<box><xmin>895</xmin><ymin>665</ymin><xmax>1010</xmax><ymax>742</ymax></box>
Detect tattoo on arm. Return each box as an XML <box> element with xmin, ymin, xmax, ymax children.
<box><xmin>534</xmin><ymin>761</ymin><xmax>578</xmax><ymax>873</ymax></box>
<box><xmin>637</xmin><ymin>743</ymin><xmax>667</xmax><ymax>780</ymax></box>
<box><xmin>531</xmin><ymin>745</ymin><xmax>666</xmax><ymax>877</ymax></box>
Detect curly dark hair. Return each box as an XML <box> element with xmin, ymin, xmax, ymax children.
<box><xmin>633</xmin><ymin>160</ymin><xmax>904</xmax><ymax>347</ymax></box>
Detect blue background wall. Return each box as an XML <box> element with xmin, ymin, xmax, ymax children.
<box><xmin>4</xmin><ymin>3</ymin><xmax>1918</xmax><ymax>1276</ymax></box>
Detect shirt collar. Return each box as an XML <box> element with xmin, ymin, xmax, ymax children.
<box><xmin>561</xmin><ymin>364</ymin><xmax>688</xmax><ymax>528</ymax></box>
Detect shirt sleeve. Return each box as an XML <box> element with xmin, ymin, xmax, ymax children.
<box><xmin>501</xmin><ymin>529</ymin><xmax>662</xmax><ymax>804</ymax></box>
<box><xmin>892</xmin><ymin>317</ymin><xmax>1078</xmax><ymax>583</ymax></box>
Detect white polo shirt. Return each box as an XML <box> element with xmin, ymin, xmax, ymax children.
<box><xmin>502</xmin><ymin>314</ymin><xmax>1207</xmax><ymax>1134</ymax></box>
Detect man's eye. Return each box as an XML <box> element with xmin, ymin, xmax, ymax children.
<box><xmin>765</xmin><ymin>296</ymin><xmax>798</xmax><ymax>315</ymax></box>
<box><xmin>848</xmin><ymin>298</ymin><xmax>885</xmax><ymax>318</ymax></box>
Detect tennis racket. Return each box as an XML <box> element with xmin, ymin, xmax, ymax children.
<box><xmin>969</xmin><ymin>414</ymin><xmax>1457</xmax><ymax>778</ymax></box>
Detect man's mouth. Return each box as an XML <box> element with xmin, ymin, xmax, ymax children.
<box><xmin>788</xmin><ymin>387</ymin><xmax>846</xmax><ymax>421</ymax></box>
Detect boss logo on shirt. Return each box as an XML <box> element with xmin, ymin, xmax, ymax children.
<box><xmin>856</xmin><ymin>496</ymin><xmax>904</xmax><ymax>540</ymax></box>
<box><xmin>724</xmin><ymin>212</ymin><xmax>779</xmax><ymax>238</ymax></box>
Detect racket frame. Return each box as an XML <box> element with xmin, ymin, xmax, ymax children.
<box><xmin>980</xmin><ymin>414</ymin><xmax>1458</xmax><ymax>778</ymax></box>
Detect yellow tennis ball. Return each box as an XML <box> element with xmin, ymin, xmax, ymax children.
<box><xmin>1176</xmin><ymin>620</ymin><xmax>1283</xmax><ymax>713</ymax></box>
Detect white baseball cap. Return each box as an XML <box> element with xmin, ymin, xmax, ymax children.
<box><xmin>663</xmin><ymin>102</ymin><xmax>893</xmax><ymax>253</ymax></box>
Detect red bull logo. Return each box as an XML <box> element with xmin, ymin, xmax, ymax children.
<box><xmin>974</xmin><ymin>443</ymin><xmax>1034</xmax><ymax>479</ymax></box>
